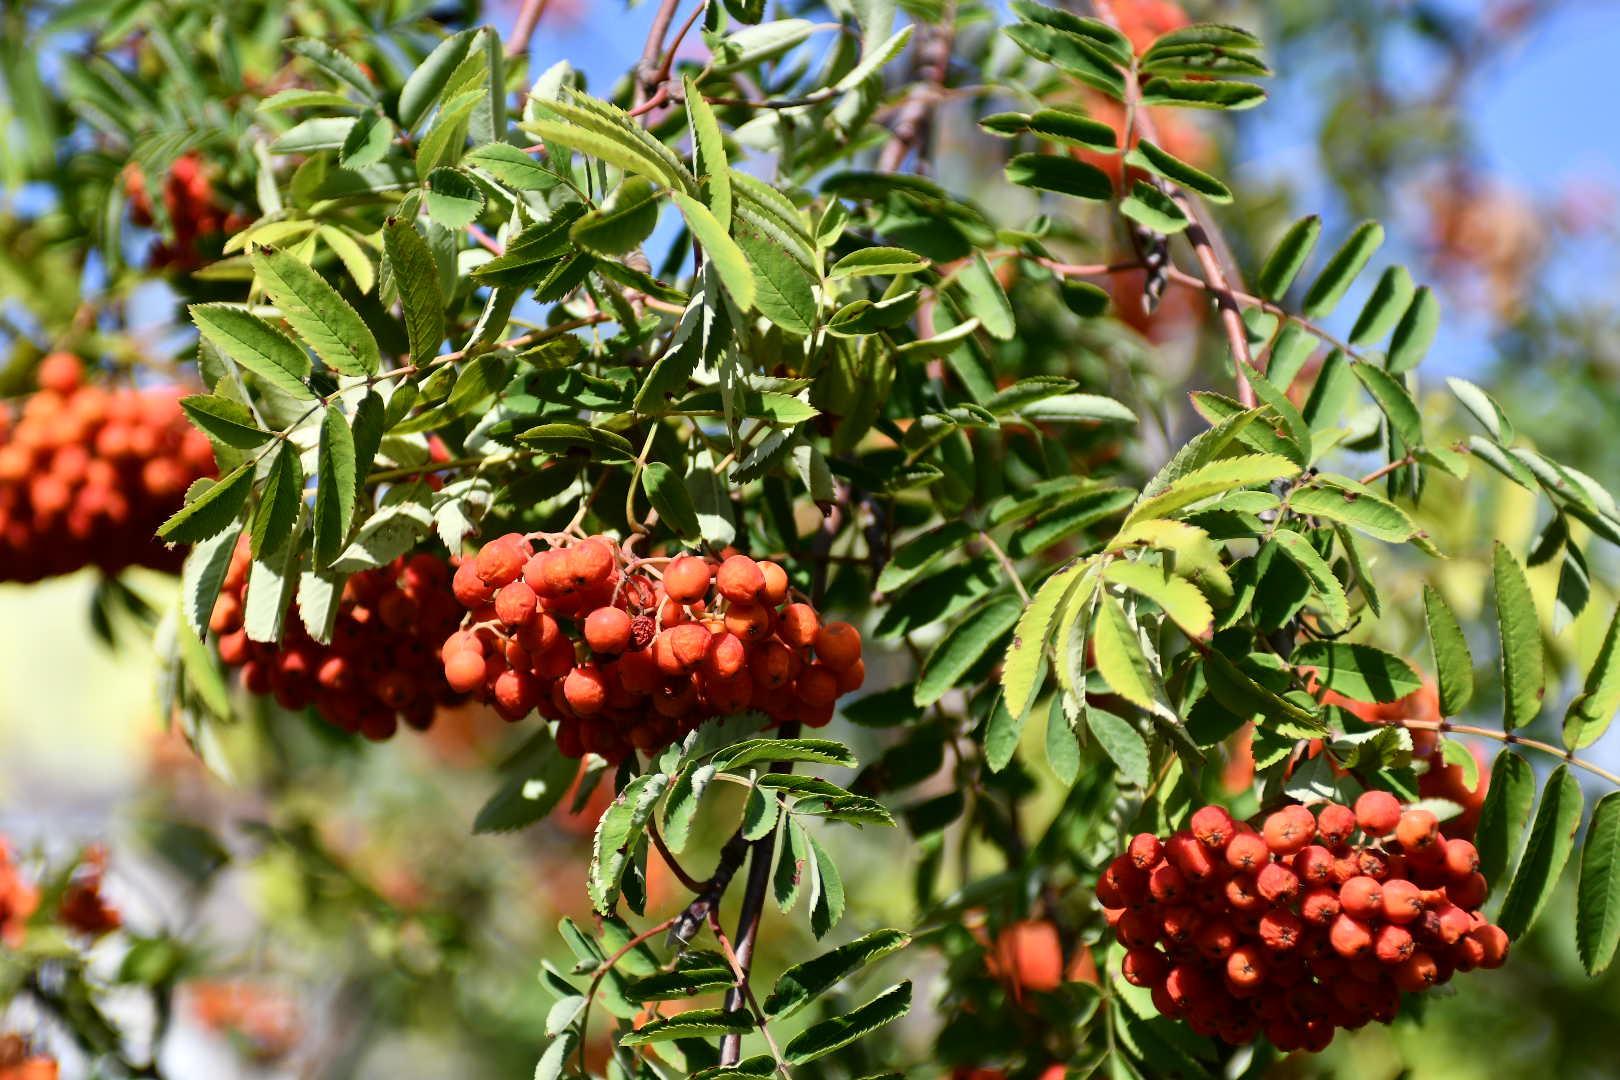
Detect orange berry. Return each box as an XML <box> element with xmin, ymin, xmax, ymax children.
<box><xmin>493</xmin><ymin>669</ymin><xmax>539</xmax><ymax>719</ymax></box>
<box><xmin>570</xmin><ymin>538</ymin><xmax>616</xmax><ymax>586</ymax></box>
<box><xmin>1166</xmin><ymin>834</ymin><xmax>1217</xmax><ymax>881</ymax></box>
<box><xmin>453</xmin><ymin>559</ymin><xmax>496</xmax><ymax>606</ymax></box>
<box><xmin>1225</xmin><ymin>832</ymin><xmax>1269</xmax><ymax>872</ymax></box>
<box><xmin>835</xmin><ymin>659</ymin><xmax>866</xmax><ymax>693</ymax></box>
<box><xmin>1225</xmin><ymin>873</ymin><xmax>1263</xmax><ymax>913</ymax></box>
<box><xmin>1339</xmin><ymin>875</ymin><xmax>1383</xmax><ymax>919</ymax></box>
<box><xmin>1317</xmin><ymin>802</ymin><xmax>1357</xmax><ymax>847</ymax></box>
<box><xmin>813</xmin><ymin>621</ymin><xmax>863</xmax><ymax>671</ymax></box>
<box><xmin>444</xmin><ymin>650</ymin><xmax>486</xmax><ymax>693</ymax></box>
<box><xmin>563</xmin><ymin>665</ymin><xmax>608</xmax><ymax>717</ymax></box>
<box><xmin>1258</xmin><ymin>909</ymin><xmax>1302</xmax><ymax>951</ymax></box>
<box><xmin>1354</xmin><ymin>790</ymin><xmax>1401</xmax><ymax>835</ymax></box>
<box><xmin>1472</xmin><ymin>924</ymin><xmax>1509</xmax><ymax>968</ymax></box>
<box><xmin>1190</xmin><ymin>805</ymin><xmax>1235</xmax><ymax>849</ymax></box>
<box><xmin>584</xmin><ymin>607</ymin><xmax>633</xmax><ymax>655</ymax></box>
<box><xmin>1381</xmin><ymin>878</ymin><xmax>1424</xmax><ymax>924</ymax></box>
<box><xmin>670</xmin><ymin>622</ymin><xmax>711</xmax><ymax>671</ymax></box>
<box><xmin>1449</xmin><ymin>871</ymin><xmax>1488</xmax><ymax>910</ymax></box>
<box><xmin>1442</xmin><ymin>837</ymin><xmax>1479</xmax><ymax>878</ymax></box>
<box><xmin>1261</xmin><ymin>805</ymin><xmax>1316</xmax><ymax>855</ymax></box>
<box><xmin>1148</xmin><ymin>862</ymin><xmax>1187</xmax><ymax>903</ymax></box>
<box><xmin>759</xmin><ymin>560</ymin><xmax>790</xmax><ymax>605</ymax></box>
<box><xmin>1396</xmin><ymin>809</ymin><xmax>1440</xmax><ymax>852</ymax></box>
<box><xmin>752</xmin><ymin>639</ymin><xmax>798</xmax><ymax>689</ymax></box>
<box><xmin>1374</xmin><ymin>924</ymin><xmax>1414</xmax><ymax>965</ymax></box>
<box><xmin>1393</xmin><ymin>951</ymin><xmax>1438</xmax><ymax>992</ymax></box>
<box><xmin>1122</xmin><ymin>947</ymin><xmax>1167</xmax><ymax>988</ymax></box>
<box><xmin>37</xmin><ymin>351</ymin><xmax>83</xmax><ymax>394</ymax></box>
<box><xmin>1195</xmin><ymin>919</ymin><xmax>1237</xmax><ymax>960</ymax></box>
<box><xmin>797</xmin><ymin>664</ymin><xmax>839</xmax><ymax>707</ymax></box>
<box><xmin>716</xmin><ymin>554</ymin><xmax>766</xmax><ymax>602</ymax></box>
<box><xmin>1256</xmin><ymin>863</ymin><xmax>1300</xmax><ymax>905</ymax></box>
<box><xmin>476</xmin><ymin>533</ymin><xmax>529</xmax><ymax>586</ymax></box>
<box><xmin>779</xmin><ymin>603</ymin><xmax>820</xmax><ymax>647</ymax></box>
<box><xmin>1300</xmin><ymin>886</ymin><xmax>1341</xmax><ymax>925</ymax></box>
<box><xmin>1293</xmin><ymin>845</ymin><xmax>1335</xmax><ymax>884</ymax></box>
<box><xmin>1329</xmin><ymin>914</ymin><xmax>1373</xmax><ymax>958</ymax></box>
<box><xmin>1128</xmin><ymin>833</ymin><xmax>1163</xmax><ymax>870</ymax></box>
<box><xmin>663</xmin><ymin>555</ymin><xmax>712</xmax><ymax>604</ymax></box>
<box><xmin>704</xmin><ymin>632</ymin><xmax>748</xmax><ymax>681</ymax></box>
<box><xmin>724</xmin><ymin>602</ymin><xmax>773</xmax><ymax>642</ymax></box>
<box><xmin>494</xmin><ymin>581</ymin><xmax>538</xmax><ymax>626</ymax></box>
<box><xmin>1226</xmin><ymin>946</ymin><xmax>1265</xmax><ymax>989</ymax></box>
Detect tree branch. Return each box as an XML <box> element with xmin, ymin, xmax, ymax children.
<box><xmin>505</xmin><ymin>0</ymin><xmax>551</xmax><ymax>60</ymax></box>
<box><xmin>878</xmin><ymin>9</ymin><xmax>956</xmax><ymax>172</ymax></box>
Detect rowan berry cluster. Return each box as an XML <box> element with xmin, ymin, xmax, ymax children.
<box><xmin>211</xmin><ymin>541</ymin><xmax>466</xmax><ymax>740</ymax></box>
<box><xmin>441</xmin><ymin>535</ymin><xmax>865</xmax><ymax>762</ymax></box>
<box><xmin>1103</xmin><ymin>793</ymin><xmax>1508</xmax><ymax>1052</ymax></box>
<box><xmin>124</xmin><ymin>152</ymin><xmax>248</xmax><ymax>271</ymax></box>
<box><xmin>0</xmin><ymin>353</ymin><xmax>215</xmax><ymax>583</ymax></box>
<box><xmin>0</xmin><ymin>837</ymin><xmax>121</xmax><ymax>947</ymax></box>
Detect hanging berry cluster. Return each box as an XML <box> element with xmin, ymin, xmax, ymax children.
<box><xmin>123</xmin><ymin>152</ymin><xmax>248</xmax><ymax>271</ymax></box>
<box><xmin>1102</xmin><ymin>794</ymin><xmax>1508</xmax><ymax>1052</ymax></box>
<box><xmin>441</xmin><ymin>534</ymin><xmax>866</xmax><ymax>763</ymax></box>
<box><xmin>211</xmin><ymin>541</ymin><xmax>466</xmax><ymax>740</ymax></box>
<box><xmin>0</xmin><ymin>353</ymin><xmax>215</xmax><ymax>583</ymax></box>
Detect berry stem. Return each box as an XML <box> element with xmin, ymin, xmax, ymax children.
<box><xmin>575</xmin><ymin>914</ymin><xmax>680</xmax><ymax>1073</ymax></box>
<box><xmin>708</xmin><ymin>909</ymin><xmax>792</xmax><ymax>1077</ymax></box>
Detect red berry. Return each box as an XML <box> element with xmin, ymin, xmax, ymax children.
<box><xmin>716</xmin><ymin>554</ymin><xmax>766</xmax><ymax>603</ymax></box>
<box><xmin>1396</xmin><ymin>809</ymin><xmax>1440</xmax><ymax>851</ymax></box>
<box><xmin>1381</xmin><ymin>878</ymin><xmax>1424</xmax><ymax>924</ymax></box>
<box><xmin>663</xmin><ymin>555</ymin><xmax>712</xmax><ymax>604</ymax></box>
<box><xmin>1339</xmin><ymin>875</ymin><xmax>1383</xmax><ymax>919</ymax></box>
<box><xmin>1256</xmin><ymin>862</ymin><xmax>1300</xmax><ymax>905</ymax></box>
<box><xmin>583</xmin><ymin>606</ymin><xmax>633</xmax><ymax>655</ymax></box>
<box><xmin>1261</xmin><ymin>805</ymin><xmax>1316</xmax><ymax>855</ymax></box>
<box><xmin>1354</xmin><ymin>791</ymin><xmax>1402</xmax><ymax>835</ymax></box>
<box><xmin>1329</xmin><ymin>914</ymin><xmax>1373</xmax><ymax>958</ymax></box>
<box><xmin>1191</xmin><ymin>805</ymin><xmax>1236</xmax><ymax>849</ymax></box>
<box><xmin>1225</xmin><ymin>832</ymin><xmax>1270</xmax><ymax>872</ymax></box>
<box><xmin>1317</xmin><ymin>802</ymin><xmax>1357</xmax><ymax>847</ymax></box>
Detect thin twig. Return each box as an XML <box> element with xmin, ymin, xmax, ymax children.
<box><xmin>1396</xmin><ymin>718</ymin><xmax>1620</xmax><ymax>789</ymax></box>
<box><xmin>633</xmin><ymin>0</ymin><xmax>685</xmax><ymax>112</ymax></box>
<box><xmin>576</xmin><ymin>914</ymin><xmax>680</xmax><ymax>1073</ymax></box>
<box><xmin>708</xmin><ymin>911</ymin><xmax>792</xmax><ymax>1076</ymax></box>
<box><xmin>878</xmin><ymin>8</ymin><xmax>956</xmax><ymax>172</ymax></box>
<box><xmin>505</xmin><ymin>0</ymin><xmax>551</xmax><ymax>59</ymax></box>
<box><xmin>1359</xmin><ymin>454</ymin><xmax>1418</xmax><ymax>486</ymax></box>
<box><xmin>647</xmin><ymin>818</ymin><xmax>706</xmax><ymax>893</ymax></box>
<box><xmin>978</xmin><ymin>530</ymin><xmax>1030</xmax><ymax>604</ymax></box>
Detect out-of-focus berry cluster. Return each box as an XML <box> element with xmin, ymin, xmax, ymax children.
<box><xmin>0</xmin><ymin>354</ymin><xmax>214</xmax><ymax>583</ymax></box>
<box><xmin>442</xmin><ymin>534</ymin><xmax>866</xmax><ymax>763</ymax></box>
<box><xmin>124</xmin><ymin>152</ymin><xmax>249</xmax><ymax>271</ymax></box>
<box><xmin>211</xmin><ymin>541</ymin><xmax>466</xmax><ymax>740</ymax></box>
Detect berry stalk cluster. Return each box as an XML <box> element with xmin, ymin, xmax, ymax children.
<box><xmin>1104</xmin><ymin>794</ymin><xmax>1508</xmax><ymax>1052</ymax></box>
<box><xmin>442</xmin><ymin>534</ymin><xmax>865</xmax><ymax>762</ymax></box>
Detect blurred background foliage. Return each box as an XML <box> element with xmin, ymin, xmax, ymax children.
<box><xmin>0</xmin><ymin>0</ymin><xmax>1617</xmax><ymax>1076</ymax></box>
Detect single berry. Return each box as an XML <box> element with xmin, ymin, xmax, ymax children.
<box><xmin>1261</xmin><ymin>805</ymin><xmax>1316</xmax><ymax>855</ymax></box>
<box><xmin>1354</xmin><ymin>790</ymin><xmax>1402</xmax><ymax>836</ymax></box>
<box><xmin>813</xmin><ymin>621</ymin><xmax>863</xmax><ymax>671</ymax></box>
<box><xmin>663</xmin><ymin>555</ymin><xmax>712</xmax><ymax>604</ymax></box>
<box><xmin>1317</xmin><ymin>802</ymin><xmax>1357</xmax><ymax>847</ymax></box>
<box><xmin>1128</xmin><ymin>833</ymin><xmax>1163</xmax><ymax>870</ymax></box>
<box><xmin>1381</xmin><ymin>878</ymin><xmax>1424</xmax><ymax>924</ymax></box>
<box><xmin>715</xmin><ymin>554</ymin><xmax>767</xmax><ymax>603</ymax></box>
<box><xmin>1256</xmin><ymin>862</ymin><xmax>1300</xmax><ymax>905</ymax></box>
<box><xmin>1339</xmin><ymin>875</ymin><xmax>1383</xmax><ymax>919</ymax></box>
<box><xmin>584</xmin><ymin>607</ymin><xmax>633</xmax><ymax>655</ymax></box>
<box><xmin>1225</xmin><ymin>832</ymin><xmax>1270</xmax><ymax>872</ymax></box>
<box><xmin>1395</xmin><ymin>809</ymin><xmax>1440</xmax><ymax>852</ymax></box>
<box><xmin>1374</xmin><ymin>924</ymin><xmax>1415</xmax><ymax>965</ymax></box>
<box><xmin>1190</xmin><ymin>805</ymin><xmax>1236</xmax><ymax>850</ymax></box>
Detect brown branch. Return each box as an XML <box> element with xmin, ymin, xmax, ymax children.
<box><xmin>633</xmin><ymin>0</ymin><xmax>686</xmax><ymax>112</ymax></box>
<box><xmin>505</xmin><ymin>0</ymin><xmax>551</xmax><ymax>60</ymax></box>
<box><xmin>1358</xmin><ymin>454</ymin><xmax>1418</xmax><ymax>486</ymax></box>
<box><xmin>718</xmin><ymin>719</ymin><xmax>802</xmax><ymax>1066</ymax></box>
<box><xmin>575</xmin><ymin>914</ymin><xmax>680</xmax><ymax>1073</ymax></box>
<box><xmin>1395</xmin><ymin>718</ymin><xmax>1620</xmax><ymax>790</ymax></box>
<box><xmin>647</xmin><ymin>817</ymin><xmax>707</xmax><ymax>893</ymax></box>
<box><xmin>878</xmin><ymin>9</ymin><xmax>956</xmax><ymax>172</ymax></box>
<box><xmin>709</xmin><ymin>911</ymin><xmax>792</xmax><ymax>1076</ymax></box>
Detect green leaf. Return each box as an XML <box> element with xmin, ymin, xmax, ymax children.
<box><xmin>1566</xmin><ymin>605</ymin><xmax>1620</xmax><ymax>750</ymax></box>
<box><xmin>619</xmin><ymin>1008</ymin><xmax>753</xmax><ymax>1045</ymax></box>
<box><xmin>251</xmin><ymin>249</ymin><xmax>380</xmax><ymax>376</ymax></box>
<box><xmin>1008</xmin><ymin>488</ymin><xmax>1135</xmax><ymax>559</ymax></box>
<box><xmin>808</xmin><ymin>833</ymin><xmax>845</xmax><ymax>938</ymax></box>
<box><xmin>1092</xmin><ymin>594</ymin><xmax>1154</xmax><ymax>708</ymax></box>
<box><xmin>1027</xmin><ymin>107</ymin><xmax>1116</xmax><ymax>150</ymax></box>
<box><xmin>1288</xmin><ymin>481</ymin><xmax>1415</xmax><ymax>542</ymax></box>
<box><xmin>742</xmin><ymin>783</ymin><xmax>778</xmax><ymax>840</ymax></box>
<box><xmin>915</xmin><ymin>594</ymin><xmax>1023</xmax><ymax>706</ymax></box>
<box><xmin>1018</xmin><ymin>394</ymin><xmax>1137</xmax><ymax>424</ymax></box>
<box><xmin>1476</xmin><ymin>749</ymin><xmax>1535</xmax><ymax>885</ymax></box>
<box><xmin>1139</xmin><ymin>77</ymin><xmax>1266</xmax><ymax>111</ymax></box>
<box><xmin>764</xmin><ymin>929</ymin><xmax>910</xmax><ymax>1019</ymax></box>
<box><xmin>829</xmin><ymin>247</ymin><xmax>929</xmax><ymax>278</ymax></box>
<box><xmin>833</xmin><ymin>23</ymin><xmax>914</xmax><ymax>91</ymax></box>
<box><xmin>180</xmin><ymin>394</ymin><xmax>270</xmax><ymax>449</ymax></box>
<box><xmin>1103</xmin><ymin>559</ymin><xmax>1212</xmax><ymax>637</ymax></box>
<box><xmin>1348</xmin><ymin>265</ymin><xmax>1415</xmax><ymax>347</ymax></box>
<box><xmin>1447</xmin><ymin>376</ymin><xmax>1516</xmax><ymax>444</ymax></box>
<box><xmin>877</xmin><ymin>522</ymin><xmax>974</xmax><ymax>594</ymax></box>
<box><xmin>189</xmin><ymin>304</ymin><xmax>313</xmax><ymax>399</ymax></box>
<box><xmin>398</xmin><ymin>28</ymin><xmax>477</xmax><ymax>132</ymax></box>
<box><xmin>1088</xmin><ymin>705</ymin><xmax>1150</xmax><ymax>787</ymax></box>
<box><xmin>383</xmin><ymin>218</ymin><xmax>446</xmax><ymax>363</ymax></box>
<box><xmin>714</xmin><ymin>739</ymin><xmax>857</xmax><ymax>771</ymax></box>
<box><xmin>955</xmin><ymin>253</ymin><xmax>1016</xmax><ymax>340</ymax></box>
<box><xmin>251</xmin><ymin>443</ymin><xmax>303</xmax><ymax>558</ymax></box>
<box><xmin>1498</xmin><ymin>766</ymin><xmax>1583</xmax><ymax>940</ymax></box>
<box><xmin>1003</xmin><ymin>563</ymin><xmax>1089</xmax><ymax>717</ymax></box>
<box><xmin>671</xmin><ymin>191</ymin><xmax>755</xmax><ymax>311</ymax></box>
<box><xmin>737</xmin><ymin>224</ymin><xmax>817</xmax><ymax>336</ymax></box>
<box><xmin>685</xmin><ymin>75</ymin><xmax>730</xmax><ymax>227</ymax></box>
<box><xmin>313</xmin><ymin>406</ymin><xmax>357</xmax><ymax>567</ymax></box>
<box><xmin>1005</xmin><ymin>153</ymin><xmax>1113</xmax><ymax>200</ymax></box>
<box><xmin>157</xmin><ymin>464</ymin><xmax>252</xmax><ymax>543</ymax></box>
<box><xmin>1301</xmin><ymin>221</ymin><xmax>1384</xmax><ymax>318</ymax></box>
<box><xmin>518</xmin><ymin>423</ymin><xmax>637</xmax><ymax>460</ymax></box>
<box><xmin>1577</xmin><ymin>793</ymin><xmax>1620</xmax><ymax>975</ymax></box>
<box><xmin>625</xmin><ymin>967</ymin><xmax>736</xmax><ymax>1001</ymax></box>
<box><xmin>589</xmin><ymin>773</ymin><xmax>668</xmax><ymax>913</ymax></box>
<box><xmin>464</xmin><ymin>142</ymin><xmax>560</xmax><ymax>191</ymax></box>
<box><xmin>1423</xmin><ymin>585</ymin><xmax>1474</xmax><ymax>716</ymax></box>
<box><xmin>287</xmin><ymin>38</ymin><xmax>376</xmax><ymax>99</ymax></box>
<box><xmin>180</xmin><ymin>526</ymin><xmax>242</xmax><ymax>641</ymax></box>
<box><xmin>1494</xmin><ymin>542</ymin><xmax>1544</xmax><ymax>731</ymax></box>
<box><xmin>473</xmin><ymin>728</ymin><xmax>581</xmax><ymax>833</ymax></box>
<box><xmin>985</xmin><ymin>696</ymin><xmax>1028</xmax><ymax>773</ymax></box>
<box><xmin>1351</xmin><ymin>363</ymin><xmax>1422</xmax><ymax>448</ymax></box>
<box><xmin>661</xmin><ymin>760</ymin><xmax>716</xmax><ymax>854</ymax></box>
<box><xmin>1269</xmin><ymin>530</ymin><xmax>1349</xmax><ymax>629</ymax></box>
<box><xmin>571</xmin><ymin>175</ymin><xmax>661</xmax><ymax>257</ymax></box>
<box><xmin>1120</xmin><ymin>181</ymin><xmax>1189</xmax><ymax>234</ymax></box>
<box><xmin>640</xmin><ymin>461</ymin><xmax>701</xmax><ymax>540</ymax></box>
<box><xmin>1146</xmin><ymin>23</ymin><xmax>1263</xmax><ymax>51</ymax></box>
<box><xmin>1125</xmin><ymin>453</ymin><xmax>1299</xmax><ymax>527</ymax></box>
<box><xmin>339</xmin><ymin>109</ymin><xmax>393</xmax><ymax>168</ymax></box>
<box><xmin>1124</xmin><ymin>140</ymin><xmax>1231</xmax><ymax>203</ymax></box>
<box><xmin>1380</xmin><ymin>284</ymin><xmax>1440</xmax><ymax>375</ymax></box>
<box><xmin>425</xmin><ymin>167</ymin><xmax>485</xmax><ymax>229</ymax></box>
<box><xmin>1291</xmin><ymin>641</ymin><xmax>1421</xmax><ymax>703</ymax></box>
<box><xmin>242</xmin><ymin>523</ymin><xmax>301</xmax><ymax>643</ymax></box>
<box><xmin>1044</xmin><ymin>696</ymin><xmax>1081</xmax><ymax>784</ymax></box>
<box><xmin>1005</xmin><ymin>20</ymin><xmax>1125</xmax><ymax>95</ymax></box>
<box><xmin>775</xmin><ymin>816</ymin><xmax>810</xmax><ymax>913</ymax></box>
<box><xmin>783</xmin><ymin>982</ymin><xmax>911</xmax><ymax>1066</ymax></box>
